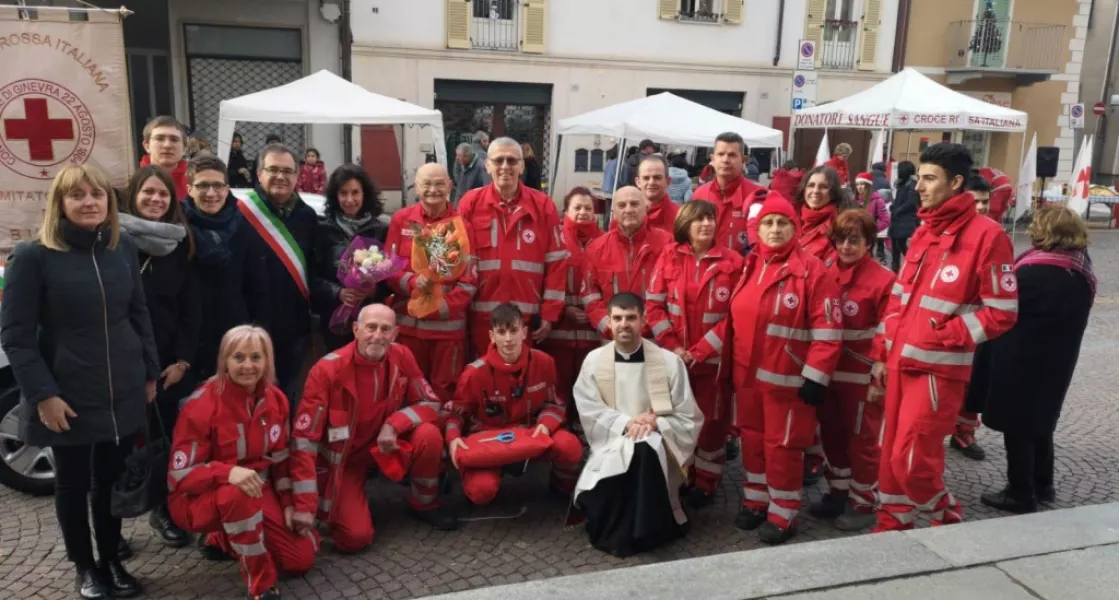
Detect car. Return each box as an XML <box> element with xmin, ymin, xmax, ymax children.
<box><xmin>0</xmin><ymin>336</ymin><xmax>55</xmax><ymax>496</ymax></box>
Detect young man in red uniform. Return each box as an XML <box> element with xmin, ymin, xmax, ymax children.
<box><xmin>446</xmin><ymin>303</ymin><xmax>584</xmax><ymax>505</ymax></box>
<box><xmin>457</xmin><ymin>137</ymin><xmax>569</xmax><ymax>357</ymax></box>
<box><xmin>872</xmin><ymin>144</ymin><xmax>1018</xmax><ymax>531</ymax></box>
<box><xmin>385</xmin><ymin>163</ymin><xmax>477</xmax><ymax>406</ymax></box>
<box><xmin>289</xmin><ymin>305</ymin><xmax>458</xmax><ymax>553</ymax></box>
<box><xmin>140</xmin><ymin>115</ymin><xmax>189</xmax><ymax>199</ymax></box>
<box><xmin>581</xmin><ymin>186</ymin><xmax>672</xmax><ymax>338</ymax></box>
<box><xmin>634</xmin><ymin>154</ymin><xmax>680</xmax><ymax>235</ymax></box>
<box><xmin>692</xmin><ymin>132</ymin><xmax>766</xmax><ymax>253</ymax></box>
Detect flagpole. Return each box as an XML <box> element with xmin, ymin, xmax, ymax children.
<box><xmin>1010</xmin><ymin>130</ymin><xmax>1027</xmax><ymax>240</ymax></box>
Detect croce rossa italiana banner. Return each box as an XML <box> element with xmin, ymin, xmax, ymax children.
<box><xmin>0</xmin><ymin>8</ymin><xmax>133</xmax><ymax>267</ymax></box>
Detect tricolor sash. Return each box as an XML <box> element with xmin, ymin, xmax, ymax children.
<box><xmin>237</xmin><ymin>190</ymin><xmax>309</xmax><ymax>299</ymax></box>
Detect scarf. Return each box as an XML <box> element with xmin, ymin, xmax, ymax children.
<box><xmin>485</xmin><ymin>343</ymin><xmax>530</xmax><ymax>375</ymax></box>
<box><xmin>756</xmin><ymin>237</ymin><xmax>796</xmax><ymax>263</ymax></box>
<box><xmin>186</xmin><ymin>198</ymin><xmax>240</xmax><ymax>267</ymax></box>
<box><xmin>118</xmin><ymin>213</ymin><xmax>186</xmax><ymax>257</ymax></box>
<box><xmin>563</xmin><ymin>216</ymin><xmax>601</xmax><ymax>248</ymax></box>
<box><xmin>835</xmin><ymin>252</ymin><xmax>871</xmax><ymax>288</ymax></box>
<box><xmin>333</xmin><ymin>211</ymin><xmax>375</xmax><ymax>239</ymax></box>
<box><xmin>1016</xmin><ymin>247</ymin><xmax>1098</xmax><ymax>302</ymax></box>
<box><xmin>801</xmin><ymin>203</ymin><xmax>837</xmax><ymax>231</ymax></box>
<box><xmin>911</xmin><ymin>192</ymin><xmax>976</xmax><ymax>249</ymax></box>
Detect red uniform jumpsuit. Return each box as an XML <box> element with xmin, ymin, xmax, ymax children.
<box><xmin>447</xmin><ymin>346</ymin><xmax>583</xmax><ymax>505</ymax></box>
<box><xmin>873</xmin><ymin>193</ymin><xmax>1017</xmax><ymax>531</ymax></box>
<box><xmin>168</xmin><ymin>380</ymin><xmax>319</xmax><ymax>597</ymax></box>
<box><xmin>457</xmin><ymin>183</ymin><xmax>569</xmax><ymax>357</ymax></box>
<box><xmin>609</xmin><ymin>195</ymin><xmax>679</xmax><ymax>236</ymax></box>
<box><xmin>798</xmin><ymin>202</ymin><xmax>839</xmax><ymax>469</ymax></box>
<box><xmin>979</xmin><ymin>167</ymin><xmax>1013</xmax><ymax>223</ymax></box>
<box><xmin>819</xmin><ymin>254</ymin><xmax>895</xmax><ymax>512</ymax></box>
<box><xmin>692</xmin><ymin>176</ymin><xmax>767</xmax><ymax>251</ymax></box>
<box><xmin>698</xmin><ymin>245</ymin><xmax>843</xmax><ymax>529</ymax></box>
<box><xmin>289</xmin><ymin>343</ymin><xmax>444</xmax><ymax>551</ymax></box>
<box><xmin>385</xmin><ymin>202</ymin><xmax>478</xmax><ymax>405</ymax></box>
<box><xmin>541</xmin><ymin>217</ymin><xmax>603</xmax><ymax>421</ymax></box>
<box><xmin>646</xmin><ymin>243</ymin><xmax>744</xmax><ymax>494</ymax></box>
<box><xmin>580</xmin><ymin>221</ymin><xmax>672</xmax><ymax>338</ymax></box>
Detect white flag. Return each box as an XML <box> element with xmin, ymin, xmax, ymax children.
<box><xmin>1014</xmin><ymin>133</ymin><xmax>1037</xmax><ymax>222</ymax></box>
<box><xmin>1067</xmin><ymin>135</ymin><xmax>1093</xmax><ymax>216</ymax></box>
<box><xmin>814</xmin><ymin>131</ymin><xmax>830</xmax><ymax>167</ymax></box>
<box><xmin>869</xmin><ymin>129</ymin><xmax>886</xmax><ymax>170</ymax></box>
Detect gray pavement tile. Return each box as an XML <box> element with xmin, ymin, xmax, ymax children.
<box><xmin>768</xmin><ymin>566</ymin><xmax>1036</xmax><ymax>600</ymax></box>
<box><xmin>997</xmin><ymin>543</ymin><xmax>1119</xmax><ymax>600</ymax></box>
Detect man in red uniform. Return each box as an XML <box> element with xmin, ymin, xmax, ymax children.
<box><xmin>872</xmin><ymin>144</ymin><xmax>1018</xmax><ymax>531</ymax></box>
<box><xmin>446</xmin><ymin>303</ymin><xmax>584</xmax><ymax>505</ymax></box>
<box><xmin>140</xmin><ymin>115</ymin><xmax>189</xmax><ymax>199</ymax></box>
<box><xmin>635</xmin><ymin>154</ymin><xmax>680</xmax><ymax>235</ymax></box>
<box><xmin>386</xmin><ymin>163</ymin><xmax>477</xmax><ymax>405</ymax></box>
<box><xmin>290</xmin><ymin>305</ymin><xmax>458</xmax><ymax>552</ymax></box>
<box><xmin>692</xmin><ymin>132</ymin><xmax>766</xmax><ymax>252</ymax></box>
<box><xmin>581</xmin><ymin>186</ymin><xmax>673</xmax><ymax>338</ymax></box>
<box><xmin>458</xmin><ymin>137</ymin><xmax>569</xmax><ymax>357</ymax></box>
<box><xmin>978</xmin><ymin>166</ymin><xmax>1013</xmax><ymax>223</ymax></box>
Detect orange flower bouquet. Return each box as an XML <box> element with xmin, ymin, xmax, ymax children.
<box><xmin>408</xmin><ymin>216</ymin><xmax>472</xmax><ymax>318</ymax></box>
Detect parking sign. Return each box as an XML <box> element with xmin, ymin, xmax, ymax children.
<box><xmin>1070</xmin><ymin>103</ymin><xmax>1085</xmax><ymax>129</ymax></box>
<box><xmin>791</xmin><ymin>70</ymin><xmax>818</xmax><ymax>110</ymax></box>
<box><xmin>798</xmin><ymin>40</ymin><xmax>816</xmax><ymax>70</ymax></box>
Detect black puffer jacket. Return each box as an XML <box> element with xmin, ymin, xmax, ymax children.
<box><xmin>1</xmin><ymin>224</ymin><xmax>160</xmax><ymax>447</ymax></box>
<box><xmin>310</xmin><ymin>211</ymin><xmax>388</xmax><ymax>351</ymax></box>
<box><xmin>139</xmin><ymin>240</ymin><xmax>201</xmax><ymax>369</ymax></box>
<box><xmin>888</xmin><ymin>177</ymin><xmax>920</xmax><ymax>239</ymax></box>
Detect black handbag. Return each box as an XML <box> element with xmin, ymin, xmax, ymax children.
<box><xmin>111</xmin><ymin>403</ymin><xmax>170</xmax><ymax>519</ymax></box>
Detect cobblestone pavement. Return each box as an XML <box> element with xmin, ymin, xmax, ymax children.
<box><xmin>4</xmin><ymin>232</ymin><xmax>1119</xmax><ymax>600</ymax></box>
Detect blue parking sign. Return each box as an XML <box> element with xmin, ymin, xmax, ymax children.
<box><xmin>793</xmin><ymin>98</ymin><xmax>805</xmax><ymax>110</ymax></box>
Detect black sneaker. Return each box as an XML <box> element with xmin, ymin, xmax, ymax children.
<box><xmin>808</xmin><ymin>493</ymin><xmax>847</xmax><ymax>519</ymax></box>
<box><xmin>734</xmin><ymin>508</ymin><xmax>768</xmax><ymax>531</ymax></box>
<box><xmin>802</xmin><ymin>459</ymin><xmax>824</xmax><ymax>486</ymax></box>
<box><xmin>950</xmin><ymin>433</ymin><xmax>987</xmax><ymax>461</ymax></box>
<box><xmin>249</xmin><ymin>587</ymin><xmax>282</xmax><ymax>600</ymax></box>
<box><xmin>758</xmin><ymin>520</ymin><xmax>798</xmax><ymax>545</ymax></box>
<box><xmin>197</xmin><ymin>533</ymin><xmax>234</xmax><ymax>562</ymax></box>
<box><xmin>686</xmin><ymin>486</ymin><xmax>714</xmax><ymax>509</ymax></box>
<box><xmin>409</xmin><ymin>507</ymin><xmax>459</xmax><ymax>531</ymax></box>
<box><xmin>725</xmin><ymin>439</ymin><xmax>740</xmax><ymax>461</ymax></box>
<box><xmin>980</xmin><ymin>486</ymin><xmax>1037</xmax><ymax>514</ymax></box>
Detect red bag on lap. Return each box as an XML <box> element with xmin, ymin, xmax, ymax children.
<box><xmin>456</xmin><ymin>427</ymin><xmax>554</xmax><ymax>469</ymax></box>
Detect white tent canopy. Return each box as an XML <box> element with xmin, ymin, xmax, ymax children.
<box><xmin>792</xmin><ymin>68</ymin><xmax>1028</xmax><ymax>133</ymax></box>
<box><xmin>217</xmin><ymin>70</ymin><xmax>447</xmax><ymax>167</ymax></box>
<box><xmin>556</xmin><ymin>92</ymin><xmax>785</xmax><ymax>148</ymax></box>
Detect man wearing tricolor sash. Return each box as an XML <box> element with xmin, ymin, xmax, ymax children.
<box><xmin>572</xmin><ymin>293</ymin><xmax>702</xmax><ymax>557</ymax></box>
<box><xmin>241</xmin><ymin>144</ymin><xmax>319</xmax><ymax>403</ymax></box>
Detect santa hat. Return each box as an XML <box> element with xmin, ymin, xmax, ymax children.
<box><xmin>855</xmin><ymin>172</ymin><xmax>874</xmax><ymax>186</ymax></box>
<box><xmin>756</xmin><ymin>191</ymin><xmax>799</xmax><ymax>226</ymax></box>
<box><xmin>370</xmin><ymin>439</ymin><xmax>414</xmax><ymax>482</ymax></box>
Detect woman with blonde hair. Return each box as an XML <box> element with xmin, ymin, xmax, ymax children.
<box><xmin>521</xmin><ymin>141</ymin><xmax>543</xmax><ymax>190</ymax></box>
<box><xmin>168</xmin><ymin>325</ymin><xmax>318</xmax><ymax>600</ymax></box>
<box><xmin>971</xmin><ymin>205</ymin><xmax>1095</xmax><ymax>514</ymax></box>
<box><xmin>1</xmin><ymin>164</ymin><xmax>160</xmax><ymax>598</ymax></box>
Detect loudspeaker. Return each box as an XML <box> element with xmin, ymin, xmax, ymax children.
<box><xmin>1037</xmin><ymin>146</ymin><xmax>1060</xmax><ymax>178</ymax></box>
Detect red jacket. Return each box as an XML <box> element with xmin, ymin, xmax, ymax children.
<box><xmin>289</xmin><ymin>343</ymin><xmax>442</xmax><ymax>523</ymax></box>
<box><xmin>825</xmin><ymin>156</ymin><xmax>850</xmax><ymax>186</ymax></box>
<box><xmin>167</xmin><ymin>379</ymin><xmax>293</xmax><ymax>506</ymax></box>
<box><xmin>580</xmin><ymin>222</ymin><xmax>672</xmax><ymax>337</ymax></box>
<box><xmin>828</xmin><ymin>255</ymin><xmax>896</xmax><ymax>385</ymax></box>
<box><xmin>769</xmin><ymin>168</ymin><xmax>805</xmax><ymax>203</ymax></box>
<box><xmin>140</xmin><ymin>155</ymin><xmax>188</xmax><ymax>200</ymax></box>
<box><xmin>458</xmin><ymin>183</ymin><xmax>569</xmax><ymax>324</ymax></box>
<box><xmin>446</xmin><ymin>347</ymin><xmax>566</xmax><ymax>442</ymax></box>
<box><xmin>645</xmin><ymin>243</ymin><xmax>744</xmax><ymax>367</ymax></box>
<box><xmin>548</xmin><ymin>218</ymin><xmax>603</xmax><ymax>347</ymax></box>
<box><xmin>979</xmin><ymin>167</ymin><xmax>1013</xmax><ymax>222</ymax></box>
<box><xmin>875</xmin><ymin>193</ymin><xmax>1018</xmax><ymax>381</ymax></box>
<box><xmin>296</xmin><ymin>162</ymin><xmax>327</xmax><ymax>195</ymax></box>
<box><xmin>696</xmin><ymin>247</ymin><xmax>843</xmax><ymax>393</ymax></box>
<box><xmin>385</xmin><ymin>203</ymin><xmax>478</xmax><ymax>340</ymax></box>
<box><xmin>691</xmin><ymin>176</ymin><xmax>767</xmax><ymax>251</ymax></box>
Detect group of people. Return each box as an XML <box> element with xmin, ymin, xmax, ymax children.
<box><xmin>0</xmin><ymin>114</ymin><xmax>1097</xmax><ymax>600</ymax></box>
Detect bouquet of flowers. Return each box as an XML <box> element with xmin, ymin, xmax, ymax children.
<box><xmin>408</xmin><ymin>216</ymin><xmax>472</xmax><ymax>318</ymax></box>
<box><xmin>329</xmin><ymin>236</ymin><xmax>408</xmax><ymax>334</ymax></box>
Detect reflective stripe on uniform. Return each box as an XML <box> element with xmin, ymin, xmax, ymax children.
<box><xmin>702</xmin><ymin>312</ymin><xmax>723</xmax><ymax>324</ymax></box>
<box><xmin>543</xmin><ymin>289</ymin><xmax>565</xmax><ymax>301</ymax></box>
<box><xmin>983</xmin><ymin>297</ymin><xmax>1018</xmax><ymax>311</ymax></box>
<box><xmin>768</xmin><ymin>503</ymin><xmax>798</xmax><ymax>520</ymax></box>
<box><xmin>397</xmin><ymin>316</ymin><xmax>467</xmax><ymax>332</ymax></box>
<box><xmin>757</xmin><ymin>368</ymin><xmax>803</xmax><ymax>388</ymax></box>
<box><xmin>292</xmin><ymin>480</ymin><xmax>317</xmax><ymax>494</ymax></box>
<box><xmin>646</xmin><ymin>292</ymin><xmax>667</xmax><ymax>302</ymax></box>
<box><xmin>651</xmin><ymin>320</ymin><xmax>672</xmax><ymax>336</ymax></box>
<box><xmin>802</xmin><ymin>364</ymin><xmax>831</xmax><ymax>385</ymax></box>
<box><xmin>511</xmin><ymin>260</ymin><xmax>544</xmax><ymax>274</ymax></box>
<box><xmin>694</xmin><ymin>457</ymin><xmax>724</xmax><ymax>474</ymax></box>
<box><xmin>703</xmin><ymin>330</ymin><xmax>722</xmax><ymax>353</ymax></box>
<box><xmin>766</xmin><ymin>324</ymin><xmax>809</xmax><ymax>341</ymax></box>
<box><xmin>961</xmin><ymin>312</ymin><xmax>987</xmax><ymax>344</ymax></box>
<box><xmin>842</xmin><ymin>328</ymin><xmax>877</xmax><ymax>341</ymax></box>
<box><xmin>832</xmin><ymin>371</ymin><xmax>872</xmax><ymax>385</ymax></box>
<box><xmin>545</xmin><ymin>250</ymin><xmax>568</xmax><ymax>262</ymax></box>
<box><xmin>270</xmin><ymin>449</ymin><xmax>289</xmax><ymax>463</ymax></box>
<box><xmin>744</xmin><ymin>488</ymin><xmax>770</xmax><ymax>502</ymax></box>
<box><xmin>223</xmin><ymin>511</ymin><xmax>263</xmax><ymax>535</ymax></box>
<box><xmin>477</xmin><ymin>259</ymin><xmax>502</xmax><ymax>272</ymax></box>
<box><xmin>667</xmin><ymin>303</ymin><xmax>684</xmax><ymax>317</ymax></box>
<box><xmin>292</xmin><ymin>438</ymin><xmax>319</xmax><ymax>453</ymax></box>
<box><xmin>900</xmin><ymin>344</ymin><xmax>975</xmax><ymax>365</ymax></box>
<box><xmin>471</xmin><ymin>301</ymin><xmax>538</xmax><ymax>314</ymax></box>
<box><xmin>235</xmin><ymin>423</ymin><xmax>247</xmax><ymax>460</ymax></box>
<box><xmin>230</xmin><ymin>541</ymin><xmax>267</xmax><ymax>557</ymax></box>
<box><xmin>744</xmin><ymin>471</ymin><xmax>767</xmax><ymax>484</ymax></box>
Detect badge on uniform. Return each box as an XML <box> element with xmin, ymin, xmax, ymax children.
<box><xmin>327</xmin><ymin>426</ymin><xmax>350</xmax><ymax>443</ymax></box>
<box><xmin>402</xmin><ymin>228</ymin><xmax>416</xmax><ymax>238</ymax></box>
<box><xmin>1001</xmin><ymin>264</ymin><xmax>1014</xmax><ymax>272</ymax></box>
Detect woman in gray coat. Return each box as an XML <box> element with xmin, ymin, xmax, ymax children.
<box><xmin>1</xmin><ymin>164</ymin><xmax>159</xmax><ymax>599</ymax></box>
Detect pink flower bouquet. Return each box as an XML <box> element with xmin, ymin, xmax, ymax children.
<box><xmin>329</xmin><ymin>236</ymin><xmax>408</xmax><ymax>334</ymax></box>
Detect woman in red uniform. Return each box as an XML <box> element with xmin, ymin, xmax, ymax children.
<box><xmin>168</xmin><ymin>326</ymin><xmax>319</xmax><ymax>600</ymax></box>
<box><xmin>810</xmin><ymin>209</ymin><xmax>896</xmax><ymax>531</ymax></box>
<box><xmin>645</xmin><ymin>200</ymin><xmax>744</xmax><ymax>508</ymax></box>
<box><xmin>693</xmin><ymin>192</ymin><xmax>843</xmax><ymax>545</ymax></box>
<box><xmin>541</xmin><ymin>187</ymin><xmax>603</xmax><ymax>425</ymax></box>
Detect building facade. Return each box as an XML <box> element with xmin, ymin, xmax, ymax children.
<box><xmin>1080</xmin><ymin>0</ymin><xmax>1118</xmax><ymax>183</ymax></box>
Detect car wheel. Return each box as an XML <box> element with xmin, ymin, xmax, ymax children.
<box><xmin>0</xmin><ymin>384</ymin><xmax>55</xmax><ymax>496</ymax></box>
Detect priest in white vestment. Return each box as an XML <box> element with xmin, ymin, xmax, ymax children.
<box><xmin>572</xmin><ymin>292</ymin><xmax>703</xmax><ymax>556</ymax></box>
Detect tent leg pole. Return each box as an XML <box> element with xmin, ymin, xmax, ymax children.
<box><xmin>906</xmin><ymin>131</ymin><xmax>913</xmax><ymax>162</ymax></box>
<box><xmin>400</xmin><ymin>126</ymin><xmax>408</xmax><ymax>207</ymax></box>
<box><xmin>607</xmin><ymin>137</ymin><xmax>626</xmax><ymax>224</ymax></box>
<box><xmin>1010</xmin><ymin>131</ymin><xmax>1027</xmax><ymax>240</ymax></box>
<box><xmin>550</xmin><ymin>134</ymin><xmax>563</xmax><ymax>201</ymax></box>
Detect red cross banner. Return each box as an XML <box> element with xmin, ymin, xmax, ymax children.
<box><xmin>0</xmin><ymin>7</ymin><xmax>133</xmax><ymax>262</ymax></box>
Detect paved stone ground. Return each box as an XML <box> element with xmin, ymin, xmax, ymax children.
<box><xmin>4</xmin><ymin>231</ymin><xmax>1119</xmax><ymax>600</ymax></box>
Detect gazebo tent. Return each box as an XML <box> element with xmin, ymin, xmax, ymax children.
<box><xmin>216</xmin><ymin>70</ymin><xmax>447</xmax><ymax>168</ymax></box>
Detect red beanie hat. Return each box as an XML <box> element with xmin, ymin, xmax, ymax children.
<box><xmin>855</xmin><ymin>171</ymin><xmax>874</xmax><ymax>186</ymax></box>
<box><xmin>370</xmin><ymin>439</ymin><xmax>413</xmax><ymax>482</ymax></box>
<box><xmin>756</xmin><ymin>191</ymin><xmax>798</xmax><ymax>225</ymax></box>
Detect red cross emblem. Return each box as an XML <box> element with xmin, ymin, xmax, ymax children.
<box><xmin>1074</xmin><ymin>166</ymin><xmax>1092</xmax><ymax>201</ymax></box>
<box><xmin>0</xmin><ymin>79</ymin><xmax>96</xmax><ymax>180</ymax></box>
<box><xmin>4</xmin><ymin>98</ymin><xmax>74</xmax><ymax>161</ymax></box>
<box><xmin>899</xmin><ymin>115</ymin><xmax>909</xmax><ymax>125</ymax></box>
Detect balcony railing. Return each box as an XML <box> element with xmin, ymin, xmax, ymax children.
<box><xmin>678</xmin><ymin>0</ymin><xmax>722</xmax><ymax>23</ymax></box>
<box><xmin>946</xmin><ymin>19</ymin><xmax>1066</xmax><ymax>72</ymax></box>
<box><xmin>471</xmin><ymin>0</ymin><xmax>520</xmax><ymax>51</ymax></box>
<box><xmin>820</xmin><ymin>19</ymin><xmax>859</xmax><ymax>70</ymax></box>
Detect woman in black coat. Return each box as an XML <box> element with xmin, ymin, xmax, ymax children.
<box><xmin>310</xmin><ymin>164</ymin><xmax>388</xmax><ymax>351</ymax></box>
<box><xmin>0</xmin><ymin>164</ymin><xmax>159</xmax><ymax>599</ymax></box>
<box><xmin>521</xmin><ymin>142</ymin><xmax>543</xmax><ymax>190</ymax></box>
<box><xmin>119</xmin><ymin>166</ymin><xmax>200</xmax><ymax>548</ymax></box>
<box><xmin>182</xmin><ymin>155</ymin><xmax>271</xmax><ymax>378</ymax></box>
<box><xmin>888</xmin><ymin>160</ymin><xmax>919</xmax><ymax>272</ymax></box>
<box><xmin>226</xmin><ymin>132</ymin><xmax>253</xmax><ymax>188</ymax></box>
<box><xmin>975</xmin><ymin>206</ymin><xmax>1095</xmax><ymax>514</ymax></box>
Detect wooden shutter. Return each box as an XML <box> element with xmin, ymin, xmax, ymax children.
<box><xmin>446</xmin><ymin>0</ymin><xmax>471</xmax><ymax>49</ymax></box>
<box><xmin>659</xmin><ymin>0</ymin><xmax>679</xmax><ymax>20</ymax></box>
<box><xmin>804</xmin><ymin>0</ymin><xmax>828</xmax><ymax>67</ymax></box>
<box><xmin>723</xmin><ymin>0</ymin><xmax>743</xmax><ymax>24</ymax></box>
<box><xmin>857</xmin><ymin>0</ymin><xmax>882</xmax><ymax>71</ymax></box>
<box><xmin>521</xmin><ymin>0</ymin><xmax>547</xmax><ymax>54</ymax></box>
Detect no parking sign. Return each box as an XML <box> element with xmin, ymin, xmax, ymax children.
<box><xmin>1070</xmin><ymin>103</ymin><xmax>1085</xmax><ymax>129</ymax></box>
<box><xmin>798</xmin><ymin>40</ymin><xmax>816</xmax><ymax>70</ymax></box>
<box><xmin>792</xmin><ymin>70</ymin><xmax>818</xmax><ymax>110</ymax></box>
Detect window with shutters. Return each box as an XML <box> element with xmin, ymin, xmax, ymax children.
<box><xmin>574</xmin><ymin>149</ymin><xmax>589</xmax><ymax>172</ymax></box>
<box><xmin>590</xmin><ymin>149</ymin><xmax>605</xmax><ymax>172</ymax></box>
<box><xmin>820</xmin><ymin>0</ymin><xmax>858</xmax><ymax>69</ymax></box>
<box><xmin>660</xmin><ymin>0</ymin><xmax>742</xmax><ymax>25</ymax></box>
<box><xmin>472</xmin><ymin>0</ymin><xmax>519</xmax><ymax>51</ymax></box>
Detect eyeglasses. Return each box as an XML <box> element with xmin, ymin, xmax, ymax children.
<box><xmin>263</xmin><ymin>166</ymin><xmax>297</xmax><ymax>177</ymax></box>
<box><xmin>191</xmin><ymin>182</ymin><xmax>228</xmax><ymax>192</ymax></box>
<box><xmin>833</xmin><ymin>236</ymin><xmax>866</xmax><ymax>247</ymax></box>
<box><xmin>417</xmin><ymin>180</ymin><xmax>448</xmax><ymax>189</ymax></box>
<box><xmin>489</xmin><ymin>156</ymin><xmax>520</xmax><ymax>166</ymax></box>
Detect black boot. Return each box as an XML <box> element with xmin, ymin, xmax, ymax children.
<box><xmin>75</xmin><ymin>567</ymin><xmax>110</xmax><ymax>600</ymax></box>
<box><xmin>409</xmin><ymin>507</ymin><xmax>459</xmax><ymax>531</ymax></box>
<box><xmin>686</xmin><ymin>486</ymin><xmax>714</xmax><ymax>509</ymax></box>
<box><xmin>758</xmin><ymin>520</ymin><xmax>798</xmax><ymax>545</ymax></box>
<box><xmin>197</xmin><ymin>533</ymin><xmax>234</xmax><ymax>562</ymax></box>
<box><xmin>1037</xmin><ymin>486</ymin><xmax>1056</xmax><ymax>503</ymax></box>
<box><xmin>249</xmin><ymin>587</ymin><xmax>282</xmax><ymax>600</ymax></box>
<box><xmin>116</xmin><ymin>538</ymin><xmax>132</xmax><ymax>561</ymax></box>
<box><xmin>149</xmin><ymin>504</ymin><xmax>190</xmax><ymax>547</ymax></box>
<box><xmin>734</xmin><ymin>508</ymin><xmax>768</xmax><ymax>531</ymax></box>
<box><xmin>97</xmin><ymin>559</ymin><xmax>141</xmax><ymax>598</ymax></box>
<box><xmin>802</xmin><ymin>458</ymin><xmax>824</xmax><ymax>486</ymax></box>
<box><xmin>980</xmin><ymin>486</ymin><xmax>1037</xmax><ymax>514</ymax></box>
<box><xmin>808</xmin><ymin>492</ymin><xmax>847</xmax><ymax>519</ymax></box>
<box><xmin>950</xmin><ymin>432</ymin><xmax>987</xmax><ymax>461</ymax></box>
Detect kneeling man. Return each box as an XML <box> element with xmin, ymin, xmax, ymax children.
<box><xmin>447</xmin><ymin>303</ymin><xmax>584</xmax><ymax>505</ymax></box>
<box><xmin>290</xmin><ymin>305</ymin><xmax>458</xmax><ymax>553</ymax></box>
<box><xmin>573</xmin><ymin>293</ymin><xmax>703</xmax><ymax>557</ymax></box>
